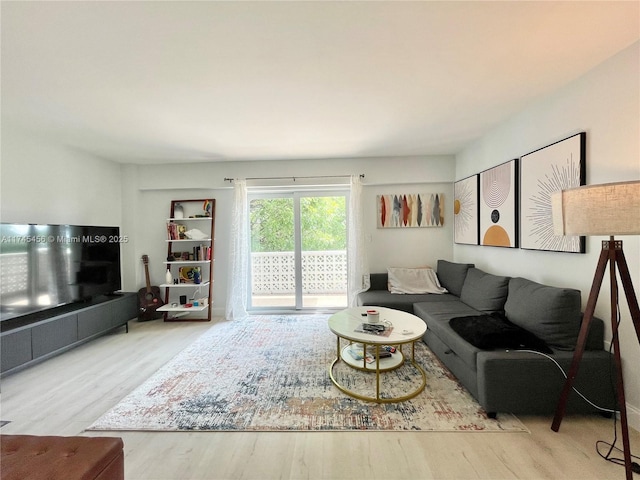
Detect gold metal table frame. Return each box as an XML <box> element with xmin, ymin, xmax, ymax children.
<box><xmin>328</xmin><ymin>307</ymin><xmax>427</xmax><ymax>403</ymax></box>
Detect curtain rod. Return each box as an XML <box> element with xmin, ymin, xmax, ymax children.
<box><xmin>224</xmin><ymin>174</ymin><xmax>364</xmax><ymax>182</ymax></box>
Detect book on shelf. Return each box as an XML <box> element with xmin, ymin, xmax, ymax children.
<box><xmin>193</xmin><ymin>245</ymin><xmax>212</xmax><ymax>261</ymax></box>
<box><xmin>167</xmin><ymin>222</ymin><xmax>178</xmax><ymax>240</ymax></box>
<box><xmin>166</xmin><ymin>222</ymin><xmax>188</xmax><ymax>240</ymax></box>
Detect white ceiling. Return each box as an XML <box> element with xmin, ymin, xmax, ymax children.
<box><xmin>2</xmin><ymin>1</ymin><xmax>638</xmax><ymax>165</ymax></box>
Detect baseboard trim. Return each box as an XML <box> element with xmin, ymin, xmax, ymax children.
<box><xmin>602</xmin><ymin>340</ymin><xmax>639</xmax><ymax>433</ymax></box>
<box><xmin>626</xmin><ymin>402</ymin><xmax>640</xmax><ymax>433</ymax></box>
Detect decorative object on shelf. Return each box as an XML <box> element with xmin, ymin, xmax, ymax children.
<box><xmin>179</xmin><ymin>266</ymin><xmax>197</xmax><ymax>284</ymax></box>
<box><xmin>454</xmin><ymin>174</ymin><xmax>479</xmax><ymax>245</ymax></box>
<box><xmin>479</xmin><ymin>159</ymin><xmax>518</xmax><ymax>248</ymax></box>
<box><xmin>519</xmin><ymin>132</ymin><xmax>586</xmax><ymax>252</ymax></box>
<box><xmin>193</xmin><ymin>267</ymin><xmax>201</xmax><ymax>285</ymax></box>
<box><xmin>165</xmin><ymin>268</ymin><xmax>173</xmax><ymax>285</ymax></box>
<box><xmin>550</xmin><ymin>180</ymin><xmax>640</xmax><ymax>480</ymax></box>
<box><xmin>174</xmin><ymin>203</ymin><xmax>184</xmax><ymax>219</ymax></box>
<box><xmin>184</xmin><ymin>228</ymin><xmax>208</xmax><ymax>240</ymax></box>
<box><xmin>203</xmin><ymin>200</ymin><xmax>212</xmax><ymax>217</ymax></box>
<box><xmin>376</xmin><ymin>193</ymin><xmax>444</xmax><ymax>228</ymax></box>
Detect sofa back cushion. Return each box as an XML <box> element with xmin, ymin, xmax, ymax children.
<box><xmin>504</xmin><ymin>277</ymin><xmax>581</xmax><ymax>350</ymax></box>
<box><xmin>369</xmin><ymin>273</ymin><xmax>389</xmax><ymax>291</ymax></box>
<box><xmin>436</xmin><ymin>260</ymin><xmax>474</xmax><ymax>297</ymax></box>
<box><xmin>460</xmin><ymin>268</ymin><xmax>510</xmax><ymax>313</ymax></box>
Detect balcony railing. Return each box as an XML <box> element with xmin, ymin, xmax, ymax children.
<box><xmin>251</xmin><ymin>250</ymin><xmax>347</xmax><ymax>295</ymax></box>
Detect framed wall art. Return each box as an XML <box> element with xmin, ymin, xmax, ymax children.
<box><xmin>454</xmin><ymin>175</ymin><xmax>479</xmax><ymax>245</ymax></box>
<box><xmin>479</xmin><ymin>159</ymin><xmax>518</xmax><ymax>248</ymax></box>
<box><xmin>377</xmin><ymin>193</ymin><xmax>444</xmax><ymax>228</ymax></box>
<box><xmin>519</xmin><ymin>132</ymin><xmax>586</xmax><ymax>253</ymax></box>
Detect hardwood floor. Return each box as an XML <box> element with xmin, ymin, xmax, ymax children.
<box><xmin>1</xmin><ymin>318</ymin><xmax>637</xmax><ymax>480</ymax></box>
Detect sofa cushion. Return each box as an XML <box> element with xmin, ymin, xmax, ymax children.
<box><xmin>357</xmin><ymin>290</ymin><xmax>458</xmax><ymax>313</ymax></box>
<box><xmin>357</xmin><ymin>290</ymin><xmax>421</xmax><ymax>313</ymax></box>
<box><xmin>413</xmin><ymin>301</ymin><xmax>483</xmax><ymax>370</ymax></box>
<box><xmin>449</xmin><ymin>314</ymin><xmax>552</xmax><ymax>353</ymax></box>
<box><xmin>387</xmin><ymin>267</ymin><xmax>447</xmax><ymax>294</ymax></box>
<box><xmin>368</xmin><ymin>273</ymin><xmax>389</xmax><ymax>291</ymax></box>
<box><xmin>460</xmin><ymin>268</ymin><xmax>510</xmax><ymax>314</ymax></box>
<box><xmin>504</xmin><ymin>277</ymin><xmax>581</xmax><ymax>350</ymax></box>
<box><xmin>414</xmin><ymin>300</ymin><xmax>482</xmax><ymax>319</ymax></box>
<box><xmin>436</xmin><ymin>260</ymin><xmax>474</xmax><ymax>297</ymax></box>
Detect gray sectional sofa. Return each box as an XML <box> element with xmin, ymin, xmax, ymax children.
<box><xmin>357</xmin><ymin>260</ymin><xmax>616</xmax><ymax>416</ymax></box>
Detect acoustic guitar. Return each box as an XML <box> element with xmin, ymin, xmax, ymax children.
<box><xmin>138</xmin><ymin>254</ymin><xmax>164</xmax><ymax>321</ymax></box>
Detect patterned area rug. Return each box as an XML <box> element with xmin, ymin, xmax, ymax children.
<box><xmin>88</xmin><ymin>315</ymin><xmax>528</xmax><ymax>432</ymax></box>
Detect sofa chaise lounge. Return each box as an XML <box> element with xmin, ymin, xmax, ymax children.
<box><xmin>357</xmin><ymin>260</ymin><xmax>616</xmax><ymax>416</ymax></box>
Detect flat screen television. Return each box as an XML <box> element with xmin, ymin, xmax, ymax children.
<box><xmin>0</xmin><ymin>223</ymin><xmax>122</xmax><ymax>322</ymax></box>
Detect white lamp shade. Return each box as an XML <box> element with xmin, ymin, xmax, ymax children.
<box><xmin>551</xmin><ymin>181</ymin><xmax>640</xmax><ymax>236</ymax></box>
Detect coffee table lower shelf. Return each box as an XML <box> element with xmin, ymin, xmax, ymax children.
<box><xmin>328</xmin><ymin>339</ymin><xmax>427</xmax><ymax>404</ymax></box>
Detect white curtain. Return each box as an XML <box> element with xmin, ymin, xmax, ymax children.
<box><xmin>347</xmin><ymin>174</ymin><xmax>370</xmax><ymax>306</ymax></box>
<box><xmin>225</xmin><ymin>179</ymin><xmax>249</xmax><ymax>320</ymax></box>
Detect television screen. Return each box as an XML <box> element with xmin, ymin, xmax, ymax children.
<box><xmin>0</xmin><ymin>224</ymin><xmax>122</xmax><ymax>322</ymax></box>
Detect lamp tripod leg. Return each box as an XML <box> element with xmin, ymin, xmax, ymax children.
<box><xmin>610</xmin><ymin>302</ymin><xmax>633</xmax><ymax>479</ymax></box>
<box><xmin>615</xmin><ymin>248</ymin><xmax>640</xmax><ymax>344</ymax></box>
<box><xmin>551</xmin><ymin>248</ymin><xmax>608</xmax><ymax>432</ymax></box>
<box><xmin>613</xmin><ymin>248</ymin><xmax>640</xmax><ymax>480</ymax></box>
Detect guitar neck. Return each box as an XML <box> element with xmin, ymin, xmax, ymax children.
<box><xmin>144</xmin><ymin>264</ymin><xmax>152</xmax><ymax>293</ymax></box>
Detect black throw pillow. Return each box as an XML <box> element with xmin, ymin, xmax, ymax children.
<box><xmin>449</xmin><ymin>314</ymin><xmax>553</xmax><ymax>353</ymax></box>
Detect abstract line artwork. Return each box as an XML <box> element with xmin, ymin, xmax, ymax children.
<box><xmin>454</xmin><ymin>175</ymin><xmax>479</xmax><ymax>245</ymax></box>
<box><xmin>377</xmin><ymin>194</ymin><xmax>444</xmax><ymax>228</ymax></box>
<box><xmin>520</xmin><ymin>132</ymin><xmax>586</xmax><ymax>253</ymax></box>
<box><xmin>479</xmin><ymin>160</ymin><xmax>518</xmax><ymax>248</ymax></box>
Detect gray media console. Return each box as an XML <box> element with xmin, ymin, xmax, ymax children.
<box><xmin>1</xmin><ymin>292</ymin><xmax>138</xmax><ymax>376</ymax></box>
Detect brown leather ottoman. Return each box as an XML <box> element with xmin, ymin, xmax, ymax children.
<box><xmin>1</xmin><ymin>434</ymin><xmax>124</xmax><ymax>480</ymax></box>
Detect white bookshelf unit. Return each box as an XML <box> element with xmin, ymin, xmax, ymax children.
<box><xmin>157</xmin><ymin>199</ymin><xmax>215</xmax><ymax>321</ymax></box>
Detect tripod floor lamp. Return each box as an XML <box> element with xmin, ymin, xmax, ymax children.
<box><xmin>550</xmin><ymin>180</ymin><xmax>640</xmax><ymax>480</ymax></box>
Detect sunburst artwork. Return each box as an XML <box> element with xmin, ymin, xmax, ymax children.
<box><xmin>520</xmin><ymin>133</ymin><xmax>586</xmax><ymax>253</ymax></box>
<box><xmin>480</xmin><ymin>160</ymin><xmax>518</xmax><ymax>248</ymax></box>
<box><xmin>454</xmin><ymin>175</ymin><xmax>479</xmax><ymax>245</ymax></box>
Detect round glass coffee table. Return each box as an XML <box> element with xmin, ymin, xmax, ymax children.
<box><xmin>328</xmin><ymin>306</ymin><xmax>427</xmax><ymax>403</ymax></box>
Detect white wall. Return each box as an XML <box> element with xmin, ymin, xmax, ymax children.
<box><xmin>1</xmin><ymin>125</ymin><xmax>124</xmax><ymax>226</ymax></box>
<box><xmin>126</xmin><ymin>156</ymin><xmax>455</xmax><ymax>314</ymax></box>
<box><xmin>455</xmin><ymin>42</ymin><xmax>640</xmax><ymax>428</ymax></box>
<box><xmin>0</xmin><ymin>126</ymin><xmax>455</xmax><ymax>309</ymax></box>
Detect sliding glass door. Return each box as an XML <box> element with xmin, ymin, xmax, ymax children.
<box><xmin>248</xmin><ymin>190</ymin><xmax>348</xmax><ymax>310</ymax></box>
